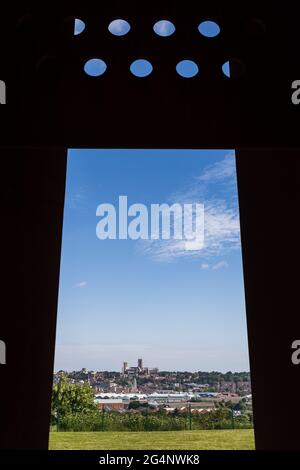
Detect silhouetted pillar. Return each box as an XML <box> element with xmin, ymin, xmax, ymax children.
<box><xmin>236</xmin><ymin>148</ymin><xmax>300</xmax><ymax>450</ymax></box>
<box><xmin>0</xmin><ymin>147</ymin><xmax>67</xmax><ymax>449</ymax></box>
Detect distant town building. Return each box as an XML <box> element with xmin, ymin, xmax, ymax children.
<box><xmin>131</xmin><ymin>377</ymin><xmax>138</xmax><ymax>392</ymax></box>
<box><xmin>121</xmin><ymin>358</ymin><xmax>159</xmax><ymax>376</ymax></box>
<box><xmin>95</xmin><ymin>398</ymin><xmax>124</xmax><ymax>411</ymax></box>
<box><xmin>127</xmin><ymin>367</ymin><xmax>140</xmax><ymax>376</ymax></box>
<box><xmin>163</xmin><ymin>401</ymin><xmax>215</xmax><ymax>414</ymax></box>
<box><xmin>122</xmin><ymin>362</ymin><xmax>128</xmax><ymax>375</ymax></box>
<box><xmin>53</xmin><ymin>367</ymin><xmax>251</xmax><ymax>412</ymax></box>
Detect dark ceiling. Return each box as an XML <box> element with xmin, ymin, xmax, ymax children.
<box><xmin>0</xmin><ymin>1</ymin><xmax>298</xmax><ymax>148</ymax></box>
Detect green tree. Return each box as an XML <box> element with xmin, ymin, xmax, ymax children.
<box><xmin>51</xmin><ymin>376</ymin><xmax>98</xmax><ymax>425</ymax></box>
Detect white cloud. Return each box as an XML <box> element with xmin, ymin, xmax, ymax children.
<box><xmin>212</xmin><ymin>261</ymin><xmax>229</xmax><ymax>271</ymax></box>
<box><xmin>197</xmin><ymin>152</ymin><xmax>236</xmax><ymax>183</ymax></box>
<box><xmin>75</xmin><ymin>281</ymin><xmax>87</xmax><ymax>288</ymax></box>
<box><xmin>201</xmin><ymin>263</ymin><xmax>210</xmax><ymax>269</ymax></box>
<box><xmin>139</xmin><ymin>152</ymin><xmax>240</xmax><ymax>262</ymax></box>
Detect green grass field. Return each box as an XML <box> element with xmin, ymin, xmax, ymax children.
<box><xmin>49</xmin><ymin>429</ymin><xmax>255</xmax><ymax>450</ymax></box>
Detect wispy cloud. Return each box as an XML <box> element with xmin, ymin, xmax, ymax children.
<box><xmin>212</xmin><ymin>261</ymin><xmax>229</xmax><ymax>271</ymax></box>
<box><xmin>75</xmin><ymin>281</ymin><xmax>87</xmax><ymax>288</ymax></box>
<box><xmin>201</xmin><ymin>263</ymin><xmax>210</xmax><ymax>270</ymax></box>
<box><xmin>197</xmin><ymin>153</ymin><xmax>236</xmax><ymax>183</ymax></box>
<box><xmin>200</xmin><ymin>261</ymin><xmax>228</xmax><ymax>271</ymax></box>
<box><xmin>139</xmin><ymin>152</ymin><xmax>240</xmax><ymax>262</ymax></box>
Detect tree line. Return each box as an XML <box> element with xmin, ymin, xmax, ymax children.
<box><xmin>51</xmin><ymin>377</ymin><xmax>253</xmax><ymax>433</ymax></box>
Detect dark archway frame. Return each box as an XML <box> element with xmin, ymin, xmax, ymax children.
<box><xmin>0</xmin><ymin>1</ymin><xmax>299</xmax><ymax>450</ymax></box>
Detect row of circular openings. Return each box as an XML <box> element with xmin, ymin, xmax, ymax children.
<box><xmin>84</xmin><ymin>58</ymin><xmax>235</xmax><ymax>78</ymax></box>
<box><xmin>75</xmin><ymin>19</ymin><xmax>221</xmax><ymax>38</ymax></box>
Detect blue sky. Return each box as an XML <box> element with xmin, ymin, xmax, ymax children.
<box><xmin>54</xmin><ymin>149</ymin><xmax>249</xmax><ymax>373</ymax></box>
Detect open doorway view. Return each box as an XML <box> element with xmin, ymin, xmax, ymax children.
<box><xmin>50</xmin><ymin>149</ymin><xmax>254</xmax><ymax>450</ymax></box>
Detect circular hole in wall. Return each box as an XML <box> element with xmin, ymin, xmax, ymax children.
<box><xmin>176</xmin><ymin>60</ymin><xmax>199</xmax><ymax>78</ymax></box>
<box><xmin>108</xmin><ymin>19</ymin><xmax>131</xmax><ymax>36</ymax></box>
<box><xmin>153</xmin><ymin>20</ymin><xmax>175</xmax><ymax>37</ymax></box>
<box><xmin>130</xmin><ymin>59</ymin><xmax>153</xmax><ymax>77</ymax></box>
<box><xmin>198</xmin><ymin>20</ymin><xmax>220</xmax><ymax>37</ymax></box>
<box><xmin>84</xmin><ymin>58</ymin><xmax>107</xmax><ymax>77</ymax></box>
